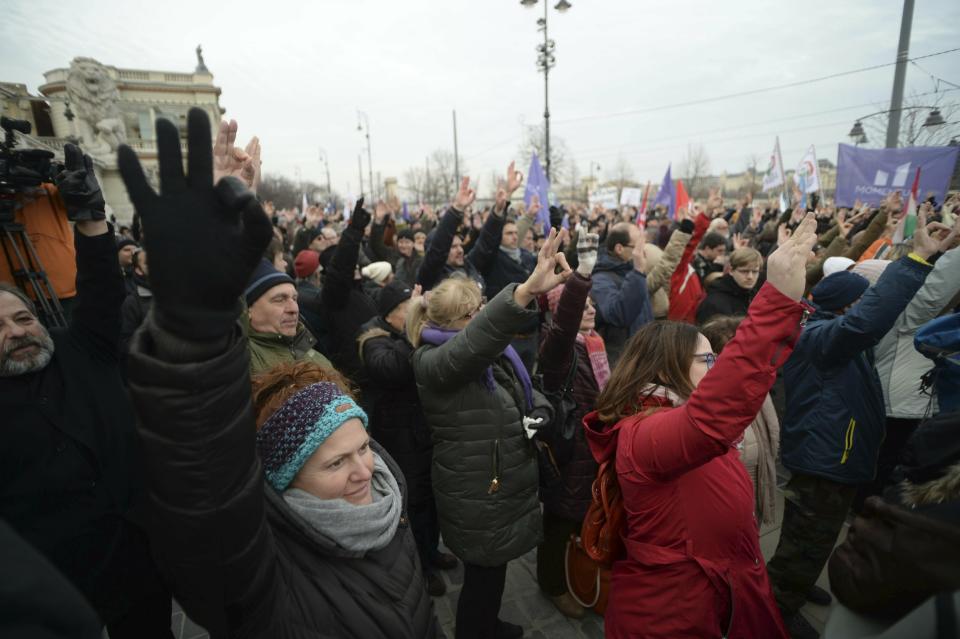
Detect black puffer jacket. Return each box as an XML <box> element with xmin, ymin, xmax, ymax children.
<box><xmin>320</xmin><ymin>225</ymin><xmax>377</xmax><ymax>385</ymax></box>
<box><xmin>411</xmin><ymin>284</ymin><xmax>546</xmax><ymax>566</ymax></box>
<box><xmin>127</xmin><ymin>315</ymin><xmax>441</xmax><ymax>639</ymax></box>
<box><xmin>415</xmin><ymin>207</ymin><xmax>500</xmax><ymax>293</ymax></box>
<box><xmin>357</xmin><ymin>316</ymin><xmax>434</xmax><ymax>508</ymax></box>
<box><xmin>695</xmin><ymin>273</ymin><xmax>753</xmax><ymax>324</ymax></box>
<box><xmin>538</xmin><ymin>273</ymin><xmax>600</xmax><ymax>521</ymax></box>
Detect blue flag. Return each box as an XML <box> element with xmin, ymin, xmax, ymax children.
<box><xmin>652</xmin><ymin>164</ymin><xmax>676</xmax><ymax>219</ymax></box>
<box><xmin>524</xmin><ymin>152</ymin><xmax>552</xmax><ymax>234</ymax></box>
<box><xmin>401</xmin><ymin>200</ymin><xmax>410</xmax><ymax>222</ymax></box>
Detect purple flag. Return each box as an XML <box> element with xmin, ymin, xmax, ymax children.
<box><xmin>835</xmin><ymin>144</ymin><xmax>959</xmax><ymax>208</ymax></box>
<box><xmin>652</xmin><ymin>164</ymin><xmax>676</xmax><ymax>219</ymax></box>
<box><xmin>524</xmin><ymin>152</ymin><xmax>552</xmax><ymax>234</ymax></box>
<box><xmin>401</xmin><ymin>200</ymin><xmax>410</xmax><ymax>222</ymax></box>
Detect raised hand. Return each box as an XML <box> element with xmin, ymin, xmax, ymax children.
<box><xmin>374</xmin><ymin>200</ymin><xmax>389</xmax><ymax>224</ymax></box>
<box><xmin>516</xmin><ymin>228</ymin><xmax>573</xmax><ymax>303</ymax></box>
<box><xmin>733</xmin><ymin>232</ymin><xmax>749</xmax><ymax>249</ymax></box>
<box><xmin>505</xmin><ymin>160</ymin><xmax>524</xmax><ymax>195</ymax></box>
<box><xmin>117</xmin><ymin>107</ymin><xmax>272</xmax><ymax>339</ymax></box>
<box><xmin>349</xmin><ymin>197</ymin><xmax>371</xmax><ymax>231</ymax></box>
<box><xmin>766</xmin><ymin>213</ymin><xmax>818</xmax><ymax>301</ymax></box>
<box><xmin>750</xmin><ymin>207</ymin><xmax>763</xmax><ymax>229</ymax></box>
<box><xmin>576</xmin><ymin>226</ymin><xmax>600</xmax><ymax>277</ymax></box>
<box><xmin>707</xmin><ymin>189</ymin><xmax>724</xmax><ymax>217</ymax></box>
<box><xmin>213</xmin><ymin>119</ymin><xmax>261</xmax><ymax>194</ymax></box>
<box><xmin>453</xmin><ymin>177</ymin><xmax>476</xmax><ymax>212</ymax></box>
<box><xmin>55</xmin><ymin>143</ymin><xmax>106</xmax><ymax>222</ymax></box>
<box><xmin>836</xmin><ymin>210</ymin><xmax>853</xmax><ymax>238</ymax></box>
<box><xmin>527</xmin><ymin>194</ymin><xmax>541</xmax><ymax>220</ymax></box>
<box><xmin>911</xmin><ymin>210</ymin><xmax>942</xmax><ymax>260</ymax></box>
<box><xmin>632</xmin><ymin>229</ymin><xmax>647</xmax><ymax>273</ymax></box>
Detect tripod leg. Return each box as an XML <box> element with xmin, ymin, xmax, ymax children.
<box><xmin>1</xmin><ymin>226</ymin><xmax>68</xmax><ymax>328</ymax></box>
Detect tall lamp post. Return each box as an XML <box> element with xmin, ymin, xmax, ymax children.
<box><xmin>357</xmin><ymin>110</ymin><xmax>374</xmax><ymax>199</ymax></box>
<box><xmin>521</xmin><ymin>0</ymin><xmax>571</xmax><ymax>182</ymax></box>
<box><xmin>318</xmin><ymin>147</ymin><xmax>332</xmax><ymax>199</ymax></box>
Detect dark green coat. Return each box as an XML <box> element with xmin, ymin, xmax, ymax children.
<box><xmin>412</xmin><ymin>283</ymin><xmax>544</xmax><ymax>567</ymax></box>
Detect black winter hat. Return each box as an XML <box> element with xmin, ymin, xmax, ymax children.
<box><xmin>378</xmin><ymin>280</ymin><xmax>413</xmax><ymax>318</ymax></box>
<box><xmin>244</xmin><ymin>258</ymin><xmax>295</xmax><ymax>307</ymax></box>
<box><xmin>117</xmin><ymin>237</ymin><xmax>138</xmax><ymax>251</ymax></box>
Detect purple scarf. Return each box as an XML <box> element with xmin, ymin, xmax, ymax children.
<box><xmin>421</xmin><ymin>326</ymin><xmax>533</xmax><ymax>410</ymax></box>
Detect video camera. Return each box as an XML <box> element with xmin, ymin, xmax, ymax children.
<box><xmin>0</xmin><ymin>116</ymin><xmax>64</xmax><ymax>223</ymax></box>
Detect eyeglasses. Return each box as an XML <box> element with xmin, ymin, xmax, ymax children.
<box><xmin>693</xmin><ymin>352</ymin><xmax>717</xmax><ymax>369</ymax></box>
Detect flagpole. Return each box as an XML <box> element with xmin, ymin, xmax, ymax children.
<box><xmin>812</xmin><ymin>145</ymin><xmax>825</xmax><ymax>209</ymax></box>
<box><xmin>775</xmin><ymin>136</ymin><xmax>787</xmax><ymax>210</ymax></box>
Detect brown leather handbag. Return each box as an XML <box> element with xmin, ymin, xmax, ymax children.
<box><xmin>564</xmin><ymin>459</ymin><xmax>625</xmax><ymax>615</ymax></box>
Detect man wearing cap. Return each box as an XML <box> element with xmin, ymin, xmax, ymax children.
<box><xmin>361</xmin><ymin>261</ymin><xmax>394</xmax><ymax>307</ymax></box>
<box><xmin>766</xmin><ymin>220</ymin><xmax>942</xmax><ymax>639</ymax></box>
<box><xmin>370</xmin><ymin>214</ymin><xmax>423</xmax><ymax>287</ymax></box>
<box><xmin>243</xmin><ymin>258</ymin><xmax>332</xmax><ymax>376</ymax></box>
<box><xmin>357</xmin><ymin>280</ymin><xmax>457</xmax><ymax>597</ymax></box>
<box><xmin>117</xmin><ymin>236</ymin><xmax>139</xmax><ymax>296</ymax></box>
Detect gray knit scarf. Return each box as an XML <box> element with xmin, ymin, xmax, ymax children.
<box><xmin>283</xmin><ymin>452</ymin><xmax>402</xmax><ymax>553</ymax></box>
<box><xmin>500</xmin><ymin>245</ymin><xmax>522</xmax><ymax>263</ymax></box>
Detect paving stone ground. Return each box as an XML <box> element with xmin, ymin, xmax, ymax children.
<box><xmin>166</xmin><ymin>478</ymin><xmax>839</xmax><ymax>639</ymax></box>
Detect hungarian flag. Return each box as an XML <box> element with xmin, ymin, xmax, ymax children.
<box><xmin>893</xmin><ymin>167</ymin><xmax>921</xmax><ymax>244</ymax></box>
<box><xmin>675</xmin><ymin>179</ymin><xmax>690</xmax><ymax>216</ymax></box>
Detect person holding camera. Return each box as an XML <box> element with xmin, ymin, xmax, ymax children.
<box><xmin>0</xmin><ymin>144</ymin><xmax>172</xmax><ymax>637</ymax></box>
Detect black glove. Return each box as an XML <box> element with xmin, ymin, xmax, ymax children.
<box><xmin>117</xmin><ymin>108</ymin><xmax>272</xmax><ymax>340</ymax></box>
<box><xmin>55</xmin><ymin>144</ymin><xmax>106</xmax><ymax>221</ymax></box>
<box><xmin>348</xmin><ymin>197</ymin><xmax>371</xmax><ymax>232</ymax></box>
<box><xmin>679</xmin><ymin>219</ymin><xmax>695</xmax><ymax>234</ymax></box>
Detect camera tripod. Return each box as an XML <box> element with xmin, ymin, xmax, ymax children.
<box><xmin>1</xmin><ymin>222</ymin><xmax>67</xmax><ymax>328</ymax></box>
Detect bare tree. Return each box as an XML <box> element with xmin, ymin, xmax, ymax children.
<box><xmin>680</xmin><ymin>143</ymin><xmax>711</xmax><ymax>199</ymax></box>
<box><xmin>606</xmin><ymin>155</ymin><xmax>638</xmax><ymax>195</ymax></box>
<box><xmin>402</xmin><ymin>167</ymin><xmax>427</xmax><ymax>204</ymax></box>
<box><xmin>743</xmin><ymin>153</ymin><xmax>762</xmax><ymax>198</ymax></box>
<box><xmin>862</xmin><ymin>92</ymin><xmax>959</xmax><ymax>148</ymax></box>
<box><xmin>562</xmin><ymin>161</ymin><xmax>584</xmax><ymax>203</ymax></box>
<box><xmin>519</xmin><ymin>123</ymin><xmax>569</xmax><ymax>184</ymax></box>
<box><xmin>429</xmin><ymin>149</ymin><xmax>466</xmax><ymax>205</ymax></box>
<box><xmin>258</xmin><ymin>174</ymin><xmax>335</xmax><ymax>210</ymax></box>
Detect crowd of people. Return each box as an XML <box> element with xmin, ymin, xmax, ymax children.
<box><xmin>1</xmin><ymin>106</ymin><xmax>959</xmax><ymax>639</ymax></box>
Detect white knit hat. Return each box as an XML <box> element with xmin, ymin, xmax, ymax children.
<box><xmin>361</xmin><ymin>261</ymin><xmax>393</xmax><ymax>285</ymax></box>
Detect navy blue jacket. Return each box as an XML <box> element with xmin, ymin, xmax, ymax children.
<box><xmin>781</xmin><ymin>256</ymin><xmax>932</xmax><ymax>484</ymax></box>
<box><xmin>590</xmin><ymin>251</ymin><xmax>653</xmax><ymax>366</ymax></box>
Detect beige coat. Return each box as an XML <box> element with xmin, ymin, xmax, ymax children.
<box><xmin>738</xmin><ymin>393</ymin><xmax>780</xmax><ymax>525</ymax></box>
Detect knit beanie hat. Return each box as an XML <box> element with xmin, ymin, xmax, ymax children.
<box><xmin>362</xmin><ymin>261</ymin><xmax>392</xmax><ymax>285</ymax></box>
<box><xmin>378</xmin><ymin>280</ymin><xmax>413</xmax><ymax>318</ymax></box>
<box><xmin>822</xmin><ymin>256</ymin><xmax>856</xmax><ymax>278</ymax></box>
<box><xmin>245</xmin><ymin>258</ymin><xmax>295</xmax><ymax>307</ymax></box>
<box><xmin>811</xmin><ymin>271</ymin><xmax>870</xmax><ymax>312</ymax></box>
<box><xmin>256</xmin><ymin>382</ymin><xmax>369</xmax><ymax>491</ymax></box>
<box><xmin>294</xmin><ymin>249</ymin><xmax>321</xmax><ymax>279</ymax></box>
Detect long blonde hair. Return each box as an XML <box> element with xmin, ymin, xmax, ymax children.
<box><xmin>406</xmin><ymin>275</ymin><xmax>482</xmax><ymax>347</ymax></box>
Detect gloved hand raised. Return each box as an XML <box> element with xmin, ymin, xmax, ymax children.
<box><xmin>117</xmin><ymin>107</ymin><xmax>272</xmax><ymax>340</ymax></box>
<box><xmin>576</xmin><ymin>223</ymin><xmax>599</xmax><ymax>277</ymax></box>
<box><xmin>55</xmin><ymin>144</ymin><xmax>106</xmax><ymax>221</ymax></box>
<box><xmin>348</xmin><ymin>197</ymin><xmax>371</xmax><ymax>232</ymax></box>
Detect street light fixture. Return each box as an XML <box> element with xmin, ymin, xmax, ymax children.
<box><xmin>923</xmin><ymin>108</ymin><xmax>946</xmax><ymax>131</ymax></box>
<box><xmin>356</xmin><ymin>110</ymin><xmax>374</xmax><ymax>199</ymax></box>
<box><xmin>848</xmin><ymin>106</ymin><xmax>946</xmax><ymax>147</ymax></box>
<box><xmin>847</xmin><ymin>121</ymin><xmax>868</xmax><ymax>146</ymax></box>
<box><xmin>520</xmin><ymin>0</ymin><xmax>570</xmax><ymax>182</ymax></box>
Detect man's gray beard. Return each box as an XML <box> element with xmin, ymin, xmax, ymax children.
<box><xmin>0</xmin><ymin>329</ymin><xmax>55</xmax><ymax>377</ymax></box>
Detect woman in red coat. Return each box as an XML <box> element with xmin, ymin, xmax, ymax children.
<box><xmin>583</xmin><ymin>213</ymin><xmax>818</xmax><ymax>638</ymax></box>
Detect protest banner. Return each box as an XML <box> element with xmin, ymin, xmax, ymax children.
<box><xmin>835</xmin><ymin>144</ymin><xmax>959</xmax><ymax>207</ymax></box>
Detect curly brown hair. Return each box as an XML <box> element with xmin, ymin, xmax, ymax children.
<box><xmin>250</xmin><ymin>361</ymin><xmax>357</xmax><ymax>430</ymax></box>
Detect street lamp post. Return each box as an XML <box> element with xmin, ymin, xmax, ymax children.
<box><xmin>521</xmin><ymin>0</ymin><xmax>571</xmax><ymax>182</ymax></box>
<box><xmin>357</xmin><ymin>110</ymin><xmax>374</xmax><ymax>199</ymax></box>
<box><xmin>886</xmin><ymin>0</ymin><xmax>915</xmax><ymax>148</ymax></box>
<box><xmin>318</xmin><ymin>147</ymin><xmax>332</xmax><ymax>198</ymax></box>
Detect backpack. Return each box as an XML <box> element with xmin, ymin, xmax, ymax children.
<box><xmin>565</xmin><ymin>458</ymin><xmax>626</xmax><ymax>615</ymax></box>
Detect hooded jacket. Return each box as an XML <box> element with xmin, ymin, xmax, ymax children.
<box><xmin>782</xmin><ymin>255</ymin><xmax>932</xmax><ymax>484</ymax></box>
<box><xmin>582</xmin><ymin>283</ymin><xmax>805</xmax><ymax>639</ymax></box>
<box><xmin>126</xmin><ymin>315</ymin><xmax>441</xmax><ymax>639</ymax></box>
<box><xmin>696</xmin><ymin>274</ymin><xmax>753</xmax><ymax>324</ymax></box>
<box><xmin>590</xmin><ymin>252</ymin><xmax>652</xmax><ymax>366</ymax></box>
<box><xmin>411</xmin><ymin>284</ymin><xmax>546</xmax><ymax>567</ymax></box>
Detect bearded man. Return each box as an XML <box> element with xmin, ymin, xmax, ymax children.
<box><xmin>0</xmin><ymin>144</ymin><xmax>172</xmax><ymax>638</ymax></box>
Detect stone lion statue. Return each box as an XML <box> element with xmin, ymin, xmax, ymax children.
<box><xmin>66</xmin><ymin>57</ymin><xmax>127</xmax><ymax>156</ymax></box>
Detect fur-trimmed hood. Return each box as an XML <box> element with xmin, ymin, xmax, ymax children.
<box><xmin>900</xmin><ymin>461</ymin><xmax>960</xmax><ymax>508</ymax></box>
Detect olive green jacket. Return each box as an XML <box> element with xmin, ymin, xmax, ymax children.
<box><xmin>411</xmin><ymin>284</ymin><xmax>544</xmax><ymax>566</ymax></box>
<box><xmin>242</xmin><ymin>314</ymin><xmax>332</xmax><ymax>376</ymax></box>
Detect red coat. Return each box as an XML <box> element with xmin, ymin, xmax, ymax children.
<box><xmin>584</xmin><ymin>283</ymin><xmax>808</xmax><ymax>639</ymax></box>
<box><xmin>667</xmin><ymin>212</ymin><xmax>710</xmax><ymax>323</ymax></box>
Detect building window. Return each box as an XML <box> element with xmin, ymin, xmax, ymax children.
<box><xmin>139</xmin><ymin>111</ymin><xmax>155</xmax><ymax>140</ymax></box>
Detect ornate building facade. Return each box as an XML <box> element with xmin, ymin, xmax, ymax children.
<box><xmin>0</xmin><ymin>49</ymin><xmax>223</xmax><ymax>221</ymax></box>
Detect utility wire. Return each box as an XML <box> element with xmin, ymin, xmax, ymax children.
<box><xmin>553</xmin><ymin>47</ymin><xmax>960</xmax><ymax>125</ymax></box>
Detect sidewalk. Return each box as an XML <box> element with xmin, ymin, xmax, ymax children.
<box><xmin>168</xmin><ymin>485</ymin><xmax>844</xmax><ymax>639</ymax></box>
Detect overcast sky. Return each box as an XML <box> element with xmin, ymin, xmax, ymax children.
<box><xmin>3</xmin><ymin>0</ymin><xmax>959</xmax><ymax>199</ymax></box>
